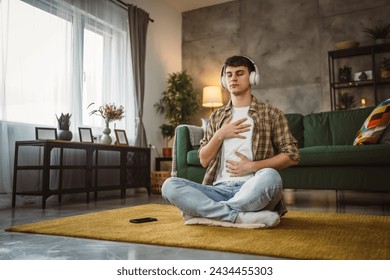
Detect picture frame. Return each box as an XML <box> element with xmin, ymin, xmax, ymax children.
<box><xmin>114</xmin><ymin>129</ymin><xmax>129</xmax><ymax>146</ymax></box>
<box><xmin>35</xmin><ymin>127</ymin><xmax>58</xmax><ymax>140</ymax></box>
<box><xmin>78</xmin><ymin>127</ymin><xmax>94</xmax><ymax>143</ymax></box>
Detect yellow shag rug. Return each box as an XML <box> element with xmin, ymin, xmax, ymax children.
<box><xmin>6</xmin><ymin>204</ymin><xmax>390</xmax><ymax>259</ymax></box>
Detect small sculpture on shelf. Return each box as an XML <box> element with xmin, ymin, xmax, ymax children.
<box><xmin>338</xmin><ymin>66</ymin><xmax>352</xmax><ymax>83</ymax></box>
<box><xmin>358</xmin><ymin>71</ymin><xmax>368</xmax><ymax>81</ymax></box>
<box><xmin>337</xmin><ymin>92</ymin><xmax>355</xmax><ymax>110</ymax></box>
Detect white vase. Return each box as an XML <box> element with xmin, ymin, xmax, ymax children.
<box><xmin>101</xmin><ymin>123</ymin><xmax>112</xmax><ymax>145</ymax></box>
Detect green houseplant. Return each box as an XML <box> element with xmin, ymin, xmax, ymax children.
<box><xmin>363</xmin><ymin>21</ymin><xmax>390</xmax><ymax>44</ymax></box>
<box><xmin>159</xmin><ymin>124</ymin><xmax>175</xmax><ymax>151</ymax></box>
<box><xmin>56</xmin><ymin>113</ymin><xmax>73</xmax><ymax>141</ymax></box>
<box><xmin>337</xmin><ymin>92</ymin><xmax>355</xmax><ymax>110</ymax></box>
<box><xmin>154</xmin><ymin>71</ymin><xmax>199</xmax><ymax>156</ymax></box>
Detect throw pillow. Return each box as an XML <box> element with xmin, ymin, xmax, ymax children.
<box><xmin>353</xmin><ymin>98</ymin><xmax>390</xmax><ymax>145</ymax></box>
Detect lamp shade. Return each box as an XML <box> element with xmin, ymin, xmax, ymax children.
<box><xmin>202</xmin><ymin>86</ymin><xmax>223</xmax><ymax>108</ymax></box>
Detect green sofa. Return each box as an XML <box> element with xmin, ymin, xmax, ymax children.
<box><xmin>174</xmin><ymin>107</ymin><xmax>390</xmax><ymax>192</ymax></box>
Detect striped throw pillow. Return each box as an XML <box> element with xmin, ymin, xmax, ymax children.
<box><xmin>353</xmin><ymin>99</ymin><xmax>390</xmax><ymax>145</ymax></box>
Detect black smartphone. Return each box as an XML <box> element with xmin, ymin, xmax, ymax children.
<box><xmin>129</xmin><ymin>217</ymin><xmax>157</xmax><ymax>223</ymax></box>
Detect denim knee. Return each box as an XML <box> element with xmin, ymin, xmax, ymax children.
<box><xmin>255</xmin><ymin>168</ymin><xmax>282</xmax><ymax>188</ymax></box>
<box><xmin>161</xmin><ymin>177</ymin><xmax>183</xmax><ymax>201</ymax></box>
<box><xmin>161</xmin><ymin>177</ymin><xmax>175</xmax><ymax>198</ymax></box>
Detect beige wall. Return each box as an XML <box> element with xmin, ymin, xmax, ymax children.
<box><xmin>126</xmin><ymin>0</ymin><xmax>182</xmax><ymax>162</ymax></box>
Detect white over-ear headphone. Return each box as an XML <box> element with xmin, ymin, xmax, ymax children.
<box><xmin>220</xmin><ymin>55</ymin><xmax>260</xmax><ymax>89</ymax></box>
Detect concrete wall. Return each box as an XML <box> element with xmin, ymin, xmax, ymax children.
<box><xmin>126</xmin><ymin>0</ymin><xmax>390</xmax><ymax>155</ymax></box>
<box><xmin>183</xmin><ymin>0</ymin><xmax>390</xmax><ymax>118</ymax></box>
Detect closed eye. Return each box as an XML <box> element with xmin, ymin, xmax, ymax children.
<box><xmin>226</xmin><ymin>70</ymin><xmax>245</xmax><ymax>78</ymax></box>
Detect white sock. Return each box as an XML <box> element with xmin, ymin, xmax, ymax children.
<box><xmin>181</xmin><ymin>212</ymin><xmax>194</xmax><ymax>221</ymax></box>
<box><xmin>235</xmin><ymin>210</ymin><xmax>280</xmax><ymax>227</ymax></box>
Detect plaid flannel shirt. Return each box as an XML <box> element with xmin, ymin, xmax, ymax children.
<box><xmin>199</xmin><ymin>96</ymin><xmax>300</xmax><ymax>215</ymax></box>
<box><xmin>200</xmin><ymin>96</ymin><xmax>299</xmax><ymax>185</ymax></box>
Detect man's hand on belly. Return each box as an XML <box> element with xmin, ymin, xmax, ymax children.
<box><xmin>225</xmin><ymin>151</ymin><xmax>255</xmax><ymax>177</ymax></box>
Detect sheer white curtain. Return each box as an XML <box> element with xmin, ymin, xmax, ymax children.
<box><xmin>0</xmin><ymin>0</ymin><xmax>134</xmax><ymax>207</ymax></box>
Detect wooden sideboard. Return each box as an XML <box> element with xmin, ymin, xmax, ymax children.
<box><xmin>12</xmin><ymin>140</ymin><xmax>150</xmax><ymax>208</ymax></box>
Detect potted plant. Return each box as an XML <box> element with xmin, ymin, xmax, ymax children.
<box><xmin>88</xmin><ymin>103</ymin><xmax>125</xmax><ymax>145</ymax></box>
<box><xmin>337</xmin><ymin>92</ymin><xmax>355</xmax><ymax>110</ymax></box>
<box><xmin>154</xmin><ymin>71</ymin><xmax>199</xmax><ymax>156</ymax></box>
<box><xmin>380</xmin><ymin>57</ymin><xmax>390</xmax><ymax>79</ymax></box>
<box><xmin>56</xmin><ymin>113</ymin><xmax>73</xmax><ymax>141</ymax></box>
<box><xmin>159</xmin><ymin>124</ymin><xmax>175</xmax><ymax>156</ymax></box>
<box><xmin>363</xmin><ymin>21</ymin><xmax>390</xmax><ymax>44</ymax></box>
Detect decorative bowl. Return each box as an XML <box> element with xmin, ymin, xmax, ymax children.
<box><xmin>335</xmin><ymin>40</ymin><xmax>359</xmax><ymax>50</ymax></box>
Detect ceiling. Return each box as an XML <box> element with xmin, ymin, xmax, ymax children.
<box><xmin>164</xmin><ymin>0</ymin><xmax>235</xmax><ymax>12</ymax></box>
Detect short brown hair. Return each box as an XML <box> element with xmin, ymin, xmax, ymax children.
<box><xmin>223</xmin><ymin>55</ymin><xmax>255</xmax><ymax>73</ymax></box>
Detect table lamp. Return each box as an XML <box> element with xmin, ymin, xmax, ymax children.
<box><xmin>202</xmin><ymin>86</ymin><xmax>223</xmax><ymax>111</ymax></box>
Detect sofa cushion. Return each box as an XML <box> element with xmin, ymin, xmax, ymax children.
<box><xmin>298</xmin><ymin>145</ymin><xmax>390</xmax><ymax>166</ymax></box>
<box><xmin>285</xmin><ymin>113</ymin><xmax>304</xmax><ymax>148</ymax></box>
<box><xmin>379</xmin><ymin>123</ymin><xmax>390</xmax><ymax>144</ymax></box>
<box><xmin>187</xmin><ymin>149</ymin><xmax>201</xmax><ymax>166</ymax></box>
<box><xmin>303</xmin><ymin>107</ymin><xmax>373</xmax><ymax>147</ymax></box>
<box><xmin>353</xmin><ymin>99</ymin><xmax>390</xmax><ymax>145</ymax></box>
<box><xmin>187</xmin><ymin>144</ymin><xmax>390</xmax><ymax>167</ymax></box>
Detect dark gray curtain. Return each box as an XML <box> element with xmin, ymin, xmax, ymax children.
<box><xmin>128</xmin><ymin>5</ymin><xmax>149</xmax><ymax>147</ymax></box>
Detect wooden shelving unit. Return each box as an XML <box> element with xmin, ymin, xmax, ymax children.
<box><xmin>328</xmin><ymin>43</ymin><xmax>390</xmax><ymax>110</ymax></box>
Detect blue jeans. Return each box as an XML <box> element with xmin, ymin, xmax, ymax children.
<box><xmin>161</xmin><ymin>168</ymin><xmax>283</xmax><ymax>223</ymax></box>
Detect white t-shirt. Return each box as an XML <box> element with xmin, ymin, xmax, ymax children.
<box><xmin>215</xmin><ymin>106</ymin><xmax>254</xmax><ymax>183</ymax></box>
